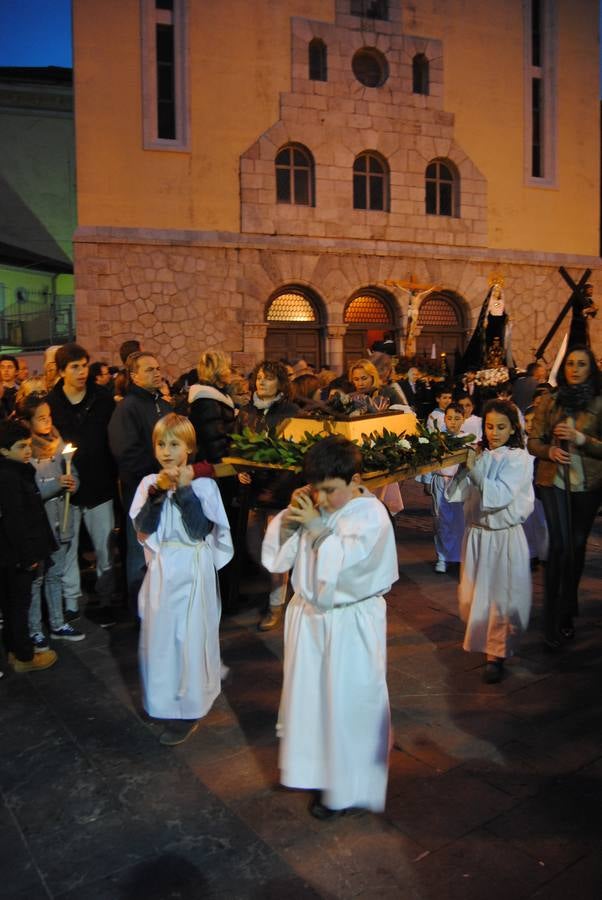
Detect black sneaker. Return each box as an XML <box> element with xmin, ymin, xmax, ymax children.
<box><xmin>86</xmin><ymin>606</ymin><xmax>117</xmax><ymax>628</ymax></box>
<box><xmin>51</xmin><ymin>623</ymin><xmax>86</xmax><ymax>642</ymax></box>
<box><xmin>30</xmin><ymin>632</ymin><xmax>50</xmax><ymax>652</ymax></box>
<box><xmin>159</xmin><ymin>720</ymin><xmax>199</xmax><ymax>746</ymax></box>
<box><xmin>64</xmin><ymin>609</ymin><xmax>80</xmax><ymax>624</ymax></box>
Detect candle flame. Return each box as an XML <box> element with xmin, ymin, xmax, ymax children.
<box><xmin>62</xmin><ymin>443</ymin><xmax>77</xmax><ymax>454</ymax></box>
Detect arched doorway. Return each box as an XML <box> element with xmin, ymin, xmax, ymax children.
<box><xmin>343</xmin><ymin>290</ymin><xmax>398</xmax><ymax>370</ymax></box>
<box><xmin>415</xmin><ymin>291</ymin><xmax>468</xmax><ymax>373</ymax></box>
<box><xmin>264</xmin><ymin>286</ymin><xmax>324</xmax><ymax>369</ymax></box>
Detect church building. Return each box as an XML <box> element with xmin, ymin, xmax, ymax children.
<box><xmin>72</xmin><ymin>0</ymin><xmax>600</xmax><ymax>376</ymax></box>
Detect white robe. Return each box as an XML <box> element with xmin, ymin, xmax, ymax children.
<box><xmin>262</xmin><ymin>490</ymin><xmax>399</xmax><ymax>812</ymax></box>
<box><xmin>130</xmin><ymin>476</ymin><xmax>233</xmax><ymax>720</ymax></box>
<box><xmin>446</xmin><ymin>447</ymin><xmax>534</xmax><ymax>658</ymax></box>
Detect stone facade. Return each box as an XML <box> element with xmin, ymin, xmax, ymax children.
<box><xmin>240</xmin><ymin>5</ymin><xmax>487</xmax><ymax>247</ymax></box>
<box><xmin>74</xmin><ymin>228</ymin><xmax>602</xmax><ymax>379</ymax></box>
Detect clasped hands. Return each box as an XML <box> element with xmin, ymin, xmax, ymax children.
<box><xmin>155</xmin><ymin>466</ymin><xmax>194</xmax><ymax>491</ymax></box>
<box><xmin>283</xmin><ymin>486</ymin><xmax>320</xmax><ymax>528</ymax></box>
<box><xmin>549</xmin><ymin>422</ymin><xmax>581</xmax><ymax>464</ymax></box>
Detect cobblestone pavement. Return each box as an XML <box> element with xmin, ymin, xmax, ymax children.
<box><xmin>1</xmin><ymin>481</ymin><xmax>601</xmax><ymax>899</ymax></box>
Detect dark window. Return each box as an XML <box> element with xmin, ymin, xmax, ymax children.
<box><xmin>156</xmin><ymin>0</ymin><xmax>173</xmax><ymax>8</ymax></box>
<box><xmin>350</xmin><ymin>0</ymin><xmax>389</xmax><ymax>20</ymax></box>
<box><xmin>412</xmin><ymin>53</ymin><xmax>429</xmax><ymax>95</ymax></box>
<box><xmin>308</xmin><ymin>38</ymin><xmax>327</xmax><ymax>81</ymax></box>
<box><xmin>353</xmin><ymin>152</ymin><xmax>388</xmax><ymax>211</ymax></box>
<box><xmin>532</xmin><ymin>78</ymin><xmax>542</xmax><ymax>177</ymax></box>
<box><xmin>425</xmin><ymin>160</ymin><xmax>457</xmax><ymax>216</ymax></box>
<box><xmin>156</xmin><ymin>22</ymin><xmax>176</xmax><ymax>139</ymax></box>
<box><xmin>531</xmin><ymin>0</ymin><xmax>542</xmax><ymax>66</ymax></box>
<box><xmin>275</xmin><ymin>145</ymin><xmax>314</xmax><ymax>206</ymax></box>
<box><xmin>352</xmin><ymin>48</ymin><xmax>388</xmax><ymax>88</ymax></box>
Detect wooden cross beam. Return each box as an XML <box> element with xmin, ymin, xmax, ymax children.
<box><xmin>535</xmin><ymin>267</ymin><xmax>591</xmax><ymax>360</ymax></box>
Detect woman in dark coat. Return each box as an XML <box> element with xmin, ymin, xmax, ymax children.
<box><xmin>187</xmin><ymin>350</ymin><xmax>236</xmax><ymax>463</ymax></box>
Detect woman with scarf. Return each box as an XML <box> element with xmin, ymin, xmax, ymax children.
<box><xmin>238</xmin><ymin>361</ymin><xmax>300</xmax><ymax>630</ymax></box>
<box><xmin>528</xmin><ymin>346</ymin><xmax>602</xmax><ymax>649</ymax></box>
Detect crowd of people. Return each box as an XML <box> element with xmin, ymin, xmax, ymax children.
<box><xmin>0</xmin><ymin>337</ymin><xmax>600</xmax><ymax>817</ymax></box>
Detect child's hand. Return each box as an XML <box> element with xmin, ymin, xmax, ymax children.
<box><xmin>156</xmin><ymin>468</ymin><xmax>178</xmax><ymax>490</ymax></box>
<box><xmin>286</xmin><ymin>490</ymin><xmax>320</xmax><ymax>527</ymax></box>
<box><xmin>465</xmin><ymin>447</ymin><xmax>478</xmax><ymax>471</ymax></box>
<box><xmin>238</xmin><ymin>471</ymin><xmax>252</xmax><ymax>485</ymax></box>
<box><xmin>176</xmin><ymin>465</ymin><xmax>193</xmax><ymax>488</ymax></box>
<box><xmin>59</xmin><ymin>474</ymin><xmax>77</xmax><ymax>492</ymax></box>
<box><xmin>137</xmin><ymin>531</ymin><xmax>150</xmax><ymax>543</ymax></box>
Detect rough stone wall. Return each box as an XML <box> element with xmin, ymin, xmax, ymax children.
<box><xmin>74</xmin><ymin>232</ymin><xmax>602</xmax><ymax>379</ymax></box>
<box><xmin>240</xmin><ymin>6</ymin><xmax>487</xmax><ymax>246</ymax></box>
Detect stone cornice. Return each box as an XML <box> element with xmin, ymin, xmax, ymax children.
<box><xmin>73</xmin><ymin>225</ymin><xmax>602</xmax><ymax>270</ymax></box>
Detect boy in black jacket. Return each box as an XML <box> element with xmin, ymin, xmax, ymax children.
<box><xmin>0</xmin><ymin>420</ymin><xmax>58</xmax><ymax>672</ymax></box>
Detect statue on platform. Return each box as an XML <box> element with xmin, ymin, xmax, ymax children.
<box><xmin>458</xmin><ymin>280</ymin><xmax>511</xmax><ymax>373</ymax></box>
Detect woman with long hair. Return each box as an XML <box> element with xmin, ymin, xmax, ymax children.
<box><xmin>527</xmin><ymin>346</ymin><xmax>602</xmax><ymax>649</ymax></box>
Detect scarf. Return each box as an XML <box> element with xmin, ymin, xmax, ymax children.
<box><xmin>252</xmin><ymin>392</ymin><xmax>283</xmax><ymax>411</ymax></box>
<box><xmin>556</xmin><ymin>383</ymin><xmax>595</xmax><ymax>414</ymax></box>
<box><xmin>31</xmin><ymin>427</ymin><xmax>61</xmax><ymax>460</ymax></box>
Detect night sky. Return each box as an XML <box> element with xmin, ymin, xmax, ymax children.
<box><xmin>0</xmin><ymin>0</ymin><xmax>72</xmax><ymax>68</ymax></box>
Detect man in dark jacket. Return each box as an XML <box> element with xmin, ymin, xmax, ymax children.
<box><xmin>108</xmin><ymin>351</ymin><xmax>172</xmax><ymax>611</ymax></box>
<box><xmin>0</xmin><ymin>420</ymin><xmax>58</xmax><ymax>671</ymax></box>
<box><xmin>48</xmin><ymin>343</ymin><xmax>118</xmax><ymax>627</ymax></box>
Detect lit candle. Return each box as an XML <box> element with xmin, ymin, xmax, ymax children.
<box><xmin>62</xmin><ymin>443</ymin><xmax>77</xmax><ymax>532</ymax></box>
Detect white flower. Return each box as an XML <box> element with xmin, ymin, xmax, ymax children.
<box><xmin>398</xmin><ymin>438</ymin><xmax>411</xmax><ymax>450</ymax></box>
<box><xmin>418</xmin><ymin>437</ymin><xmax>429</xmax><ymax>444</ymax></box>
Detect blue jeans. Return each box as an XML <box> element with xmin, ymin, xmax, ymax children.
<box><xmin>29</xmin><ymin>541</ymin><xmax>69</xmax><ymax>634</ymax></box>
<box><xmin>122</xmin><ymin>483</ymin><xmax>147</xmax><ymax>615</ymax></box>
<box><xmin>62</xmin><ymin>499</ymin><xmax>116</xmax><ymax>611</ymax></box>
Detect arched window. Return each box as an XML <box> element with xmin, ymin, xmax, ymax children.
<box><xmin>344</xmin><ymin>294</ymin><xmax>390</xmax><ymax>324</ymax></box>
<box><xmin>308</xmin><ymin>38</ymin><xmax>327</xmax><ymax>81</ymax></box>
<box><xmin>275</xmin><ymin>145</ymin><xmax>315</xmax><ymax>206</ymax></box>
<box><xmin>425</xmin><ymin>159</ymin><xmax>459</xmax><ymax>217</ymax></box>
<box><xmin>353</xmin><ymin>152</ymin><xmax>389</xmax><ymax>211</ymax></box>
<box><xmin>412</xmin><ymin>53</ymin><xmax>429</xmax><ymax>95</ymax></box>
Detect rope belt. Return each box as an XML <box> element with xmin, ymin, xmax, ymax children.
<box><xmin>471</xmin><ymin>522</ymin><xmax>520</xmax><ymax>532</ymax></box>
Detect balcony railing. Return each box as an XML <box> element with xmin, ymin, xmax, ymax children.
<box><xmin>0</xmin><ymin>292</ymin><xmax>75</xmax><ymax>349</ymax></box>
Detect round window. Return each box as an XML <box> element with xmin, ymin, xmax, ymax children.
<box><xmin>352</xmin><ymin>48</ymin><xmax>388</xmax><ymax>87</ymax></box>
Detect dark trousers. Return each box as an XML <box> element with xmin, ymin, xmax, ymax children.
<box><xmin>0</xmin><ymin>565</ymin><xmax>35</xmax><ymax>662</ymax></box>
<box><xmin>538</xmin><ymin>485</ymin><xmax>601</xmax><ymax>639</ymax></box>
<box><xmin>121</xmin><ymin>481</ymin><xmax>147</xmax><ymax>617</ymax></box>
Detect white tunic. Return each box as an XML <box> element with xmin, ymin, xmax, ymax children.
<box><xmin>262</xmin><ymin>490</ymin><xmax>399</xmax><ymax>812</ymax></box>
<box><xmin>130</xmin><ymin>476</ymin><xmax>233</xmax><ymax>720</ymax></box>
<box><xmin>446</xmin><ymin>447</ymin><xmax>534</xmax><ymax>658</ymax></box>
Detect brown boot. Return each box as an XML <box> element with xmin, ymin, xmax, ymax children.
<box><xmin>258</xmin><ymin>605</ymin><xmax>284</xmax><ymax>632</ymax></box>
<box><xmin>11</xmin><ymin>650</ymin><xmax>58</xmax><ymax>673</ymax></box>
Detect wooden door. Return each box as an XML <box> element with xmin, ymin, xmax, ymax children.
<box><xmin>265</xmin><ymin>327</ymin><xmax>321</xmax><ymax>369</ymax></box>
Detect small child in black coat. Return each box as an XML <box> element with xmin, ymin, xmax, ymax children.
<box><xmin>0</xmin><ymin>420</ymin><xmax>58</xmax><ymax>673</ymax></box>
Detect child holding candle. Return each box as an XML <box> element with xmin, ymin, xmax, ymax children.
<box><xmin>17</xmin><ymin>394</ymin><xmax>86</xmax><ymax>647</ymax></box>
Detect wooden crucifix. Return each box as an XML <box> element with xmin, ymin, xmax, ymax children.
<box><xmin>535</xmin><ymin>267</ymin><xmax>594</xmax><ymax>360</ymax></box>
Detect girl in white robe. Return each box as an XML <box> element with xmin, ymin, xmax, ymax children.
<box><xmin>446</xmin><ymin>400</ymin><xmax>534</xmax><ymax>683</ymax></box>
<box><xmin>262</xmin><ymin>436</ymin><xmax>399</xmax><ymax>817</ymax></box>
<box><xmin>130</xmin><ymin>414</ymin><xmax>233</xmax><ymax>744</ymax></box>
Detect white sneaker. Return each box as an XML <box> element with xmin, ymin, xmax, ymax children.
<box><xmin>434</xmin><ymin>560</ymin><xmax>447</xmax><ymax>573</ymax></box>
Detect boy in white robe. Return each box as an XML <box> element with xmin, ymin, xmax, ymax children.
<box><xmin>262</xmin><ymin>436</ymin><xmax>399</xmax><ymax>819</ymax></box>
<box><xmin>130</xmin><ymin>414</ymin><xmax>233</xmax><ymax>746</ymax></box>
